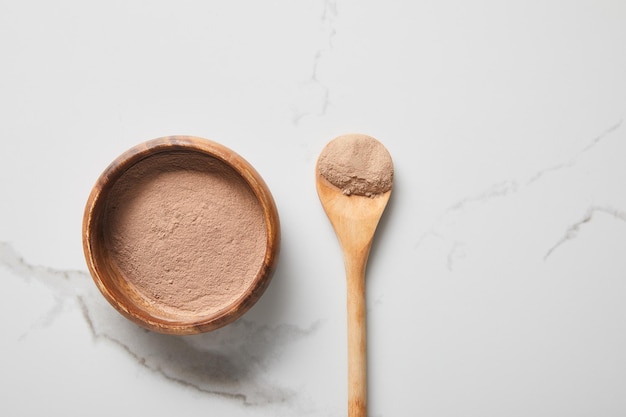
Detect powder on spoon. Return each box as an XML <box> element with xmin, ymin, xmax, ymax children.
<box><xmin>317</xmin><ymin>134</ymin><xmax>393</xmax><ymax>197</ymax></box>
<box><xmin>102</xmin><ymin>151</ymin><xmax>267</xmax><ymax>319</ymax></box>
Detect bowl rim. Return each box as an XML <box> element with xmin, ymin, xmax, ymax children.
<box><xmin>82</xmin><ymin>136</ymin><xmax>280</xmax><ymax>335</ymax></box>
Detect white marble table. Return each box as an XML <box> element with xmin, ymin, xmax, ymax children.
<box><xmin>2</xmin><ymin>1</ymin><xmax>626</xmax><ymax>416</ymax></box>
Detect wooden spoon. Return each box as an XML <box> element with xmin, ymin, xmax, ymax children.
<box><xmin>316</xmin><ymin>134</ymin><xmax>393</xmax><ymax>417</ymax></box>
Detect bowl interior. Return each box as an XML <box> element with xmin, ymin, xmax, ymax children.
<box><xmin>83</xmin><ymin>137</ymin><xmax>280</xmax><ymax>334</ymax></box>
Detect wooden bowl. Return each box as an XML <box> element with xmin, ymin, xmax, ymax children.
<box><xmin>82</xmin><ymin>136</ymin><xmax>280</xmax><ymax>335</ymax></box>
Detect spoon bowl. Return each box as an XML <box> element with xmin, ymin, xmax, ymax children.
<box><xmin>316</xmin><ymin>175</ymin><xmax>391</xmax><ymax>255</ymax></box>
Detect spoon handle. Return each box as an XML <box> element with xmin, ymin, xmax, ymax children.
<box><xmin>345</xmin><ymin>254</ymin><xmax>368</xmax><ymax>417</ymax></box>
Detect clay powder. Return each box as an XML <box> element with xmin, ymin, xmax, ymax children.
<box><xmin>317</xmin><ymin>134</ymin><xmax>393</xmax><ymax>196</ymax></box>
<box><xmin>103</xmin><ymin>152</ymin><xmax>267</xmax><ymax>319</ymax></box>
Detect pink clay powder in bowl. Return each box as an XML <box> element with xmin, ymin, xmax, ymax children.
<box><xmin>83</xmin><ymin>136</ymin><xmax>280</xmax><ymax>334</ymax></box>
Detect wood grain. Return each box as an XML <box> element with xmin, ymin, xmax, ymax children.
<box><xmin>316</xmin><ymin>172</ymin><xmax>391</xmax><ymax>417</ymax></box>
<box><xmin>82</xmin><ymin>136</ymin><xmax>280</xmax><ymax>335</ymax></box>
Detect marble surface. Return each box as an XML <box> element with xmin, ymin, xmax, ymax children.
<box><xmin>2</xmin><ymin>1</ymin><xmax>626</xmax><ymax>416</ymax></box>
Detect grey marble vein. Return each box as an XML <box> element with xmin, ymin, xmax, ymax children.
<box><xmin>415</xmin><ymin>119</ymin><xmax>625</xmax><ymax>266</ymax></box>
<box><xmin>525</xmin><ymin>161</ymin><xmax>574</xmax><ymax>186</ymax></box>
<box><xmin>527</xmin><ymin>119</ymin><xmax>623</xmax><ymax>186</ymax></box>
<box><xmin>447</xmin><ymin>180</ymin><xmax>519</xmax><ymax>213</ymax></box>
<box><xmin>543</xmin><ymin>206</ymin><xmax>626</xmax><ymax>260</ymax></box>
<box><xmin>321</xmin><ymin>0</ymin><xmax>338</xmax><ymax>44</ymax></box>
<box><xmin>580</xmin><ymin>119</ymin><xmax>623</xmax><ymax>153</ymax></box>
<box><xmin>0</xmin><ymin>241</ymin><xmax>319</xmax><ymax>406</ymax></box>
<box><xmin>446</xmin><ymin>241</ymin><xmax>466</xmax><ymax>271</ymax></box>
<box><xmin>449</xmin><ymin>119</ymin><xmax>623</xmax><ymax>211</ymax></box>
<box><xmin>292</xmin><ymin>0</ymin><xmax>336</xmax><ymax>124</ymax></box>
